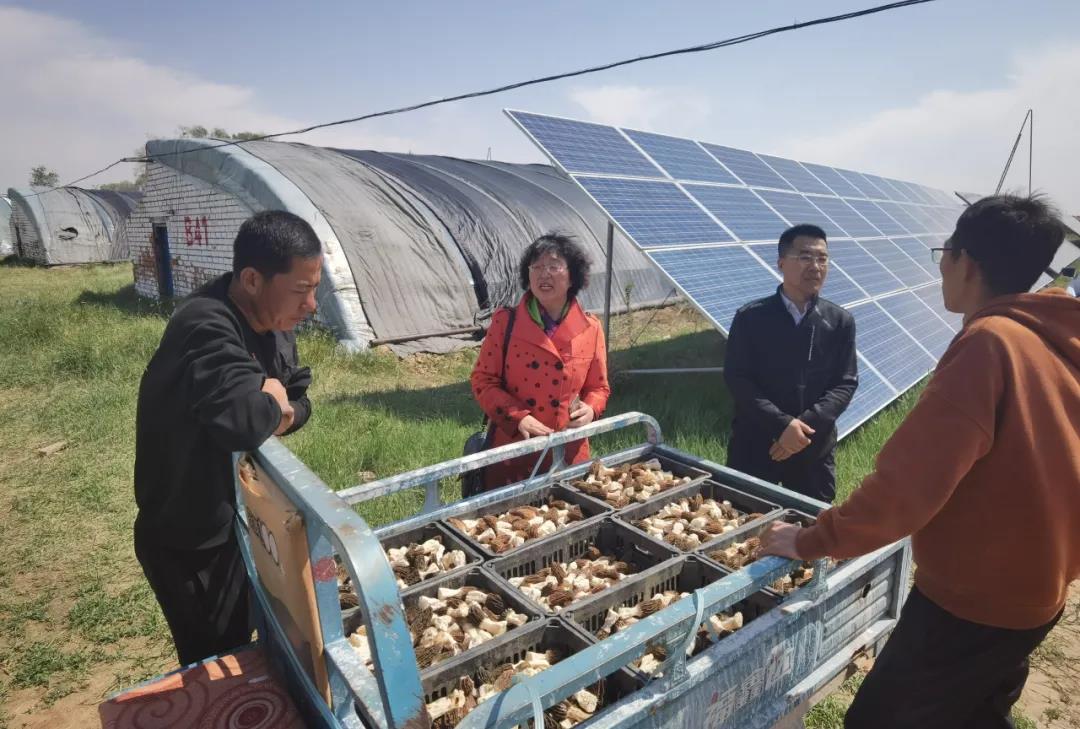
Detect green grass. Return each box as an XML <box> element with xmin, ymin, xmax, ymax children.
<box><xmin>0</xmin><ymin>262</ymin><xmax>926</xmax><ymax>722</ymax></box>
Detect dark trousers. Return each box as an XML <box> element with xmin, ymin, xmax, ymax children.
<box><xmin>135</xmin><ymin>532</ymin><xmax>253</xmax><ymax>667</ymax></box>
<box><xmin>846</xmin><ymin>587</ymin><xmax>1062</xmax><ymax>729</ymax></box>
<box><xmin>727</xmin><ymin>443</ymin><xmax>836</xmax><ymax>503</ymax></box>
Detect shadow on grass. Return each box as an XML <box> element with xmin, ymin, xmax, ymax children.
<box><xmin>76</xmin><ymin>284</ymin><xmax>175</xmax><ymax>318</ymax></box>
<box><xmin>0</xmin><ymin>255</ymin><xmax>40</xmax><ymax>269</ymax></box>
<box><xmin>327</xmin><ymin>329</ymin><xmax>735</xmax><ymax>446</ymax></box>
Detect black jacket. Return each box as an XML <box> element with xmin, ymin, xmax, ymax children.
<box><xmin>134</xmin><ymin>274</ymin><xmax>312</xmax><ymax>549</ymax></box>
<box><xmin>724</xmin><ymin>287</ymin><xmax>857</xmax><ymax>465</ymax></box>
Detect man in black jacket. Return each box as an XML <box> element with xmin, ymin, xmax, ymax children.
<box><xmin>723</xmin><ymin>224</ymin><xmax>858</xmax><ymax>503</ymax></box>
<box><xmin>134</xmin><ymin>210</ymin><xmax>320</xmax><ymax>665</ymax></box>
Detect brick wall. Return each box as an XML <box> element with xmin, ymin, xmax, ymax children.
<box><xmin>126</xmin><ymin>162</ymin><xmax>255</xmax><ymax>299</ymax></box>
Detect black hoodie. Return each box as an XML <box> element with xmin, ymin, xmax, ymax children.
<box><xmin>133</xmin><ymin>274</ymin><xmax>312</xmax><ymax>549</ymax></box>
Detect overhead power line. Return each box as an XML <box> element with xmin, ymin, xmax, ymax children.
<box><xmin>34</xmin><ymin>0</ymin><xmax>937</xmax><ymax>194</ymax></box>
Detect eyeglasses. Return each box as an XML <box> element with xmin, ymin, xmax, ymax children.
<box><xmin>528</xmin><ymin>262</ymin><xmax>568</xmax><ymax>275</ymax></box>
<box><xmin>929</xmin><ymin>247</ymin><xmax>953</xmax><ymax>264</ymax></box>
<box><xmin>787</xmin><ymin>253</ymin><xmax>829</xmax><ymax>267</ymax></box>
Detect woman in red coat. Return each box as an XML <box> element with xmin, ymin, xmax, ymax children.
<box><xmin>471</xmin><ymin>233</ymin><xmax>611</xmax><ymax>490</ymax></box>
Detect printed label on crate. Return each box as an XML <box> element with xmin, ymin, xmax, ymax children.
<box><xmin>704</xmin><ymin>644</ymin><xmax>794</xmax><ymax>727</ymax></box>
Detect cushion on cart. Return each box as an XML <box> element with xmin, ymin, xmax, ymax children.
<box><xmin>98</xmin><ymin>645</ymin><xmax>304</xmax><ymax>729</ymax></box>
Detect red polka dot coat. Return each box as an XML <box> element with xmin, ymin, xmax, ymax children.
<box><xmin>470</xmin><ymin>295</ymin><xmax>610</xmax><ymax>490</ymax></box>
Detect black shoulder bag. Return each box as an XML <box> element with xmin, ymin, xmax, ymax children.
<box><xmin>461</xmin><ymin>308</ymin><xmax>516</xmax><ymax>498</ymax></box>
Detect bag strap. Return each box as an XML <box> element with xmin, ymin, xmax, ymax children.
<box><xmin>481</xmin><ymin>307</ymin><xmax>516</xmax><ymax>428</ymax></box>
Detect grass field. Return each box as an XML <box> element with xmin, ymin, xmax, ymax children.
<box><xmin>1</xmin><ymin>261</ymin><xmax>1063</xmax><ymax>728</ymax></box>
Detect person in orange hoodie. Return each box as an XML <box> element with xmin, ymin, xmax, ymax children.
<box><xmin>762</xmin><ymin>194</ymin><xmax>1080</xmax><ymax>729</ymax></box>
<box><xmin>470</xmin><ymin>233</ymin><xmax>610</xmax><ymax>490</ymax></box>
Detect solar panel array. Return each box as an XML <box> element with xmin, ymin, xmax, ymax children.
<box><xmin>508</xmin><ymin>110</ymin><xmax>968</xmax><ymax>437</ymax></box>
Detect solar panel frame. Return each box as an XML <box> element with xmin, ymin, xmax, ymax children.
<box><xmin>874</xmin><ymin>200</ymin><xmax>928</xmax><ymax>234</ymax></box>
<box><xmin>913</xmin><ymin>283</ymin><xmax>963</xmax><ymax>332</ymax></box>
<box><xmin>848</xmin><ymin>301</ymin><xmax>936</xmax><ymax>391</ymax></box>
<box><xmin>507</xmin><ymin>109</ymin><xmax>965</xmax><ymax>439</ymax></box>
<box><xmin>828</xmin><ymin>240</ymin><xmax>906</xmax><ymax>297</ymax></box>
<box><xmin>890</xmin><ymin>236</ymin><xmax>939</xmax><ymax>279</ymax></box>
<box><xmin>757</xmin><ymin>154</ymin><xmax>835</xmax><ymax>195</ymax></box>
<box><xmin>510</xmin><ymin>111</ymin><xmax>662</xmax><ymax>177</ymax></box>
<box><xmin>806</xmin><ymin>195</ymin><xmax>882</xmax><ymax>239</ymax></box>
<box><xmin>753</xmin><ymin>189</ymin><xmax>847</xmax><ymax>240</ymax></box>
<box><xmin>877</xmin><ymin>291</ymin><xmax>956</xmax><ymax>360</ymax></box>
<box><xmin>844</xmin><ymin>198</ymin><xmax>909</xmax><ymax>236</ymax></box>
<box><xmin>623</xmin><ymin>129</ymin><xmax>741</xmax><ymax>185</ymax></box>
<box><xmin>835</xmin><ymin>168</ymin><xmax>889</xmax><ymax>199</ymax></box>
<box><xmin>798</xmin><ymin>163</ymin><xmax>865</xmax><ymax>198</ymax></box>
<box><xmin>836</xmin><ymin>360</ymin><xmax>897</xmax><ymax>438</ymax></box>
<box><xmin>682</xmin><ymin>184</ymin><xmax>789</xmax><ymax>242</ymax></box>
<box><xmin>573</xmin><ymin>176</ymin><xmax>734</xmax><ymax>248</ymax></box>
<box><xmin>647</xmin><ymin>245</ymin><xmax>780</xmax><ymax>333</ymax></box>
<box><xmin>863</xmin><ymin>173</ymin><xmax>911</xmax><ymax>202</ymax></box>
<box><xmin>699</xmin><ymin>143</ymin><xmax>795</xmax><ymax>190</ymax></box>
<box><xmin>859</xmin><ymin>239</ymin><xmax>934</xmax><ymax>288</ymax></box>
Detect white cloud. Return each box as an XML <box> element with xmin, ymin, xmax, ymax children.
<box><xmin>0</xmin><ymin>6</ymin><xmax>421</xmax><ymax>190</ymax></box>
<box><xmin>569</xmin><ymin>84</ymin><xmax>712</xmax><ymax>136</ymax></box>
<box><xmin>779</xmin><ymin>44</ymin><xmax>1080</xmax><ymax>213</ymax></box>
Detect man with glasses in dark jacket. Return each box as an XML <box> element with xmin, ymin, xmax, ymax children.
<box><xmin>723</xmin><ymin>224</ymin><xmax>858</xmax><ymax>503</ymax></box>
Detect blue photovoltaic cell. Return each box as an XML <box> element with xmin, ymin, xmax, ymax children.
<box><xmin>836</xmin><ymin>169</ymin><xmax>890</xmax><ymax>199</ymax></box>
<box><xmin>757</xmin><ymin>155</ymin><xmax>834</xmax><ymax>195</ymax></box>
<box><xmin>510</xmin><ymin>111</ymin><xmax>661</xmax><ymax>177</ymax></box>
<box><xmin>849</xmin><ymin>302</ymin><xmax>936</xmax><ymax>391</ymax></box>
<box><xmin>683</xmin><ymin>184</ymin><xmax>789</xmax><ymax>242</ymax></box>
<box><xmin>927</xmin><ymin>206</ymin><xmax>959</xmax><ymax>232</ymax></box>
<box><xmin>647</xmin><ymin>246</ymin><xmax>779</xmax><ymax>331</ymax></box>
<box><xmin>624</xmin><ymin>129</ymin><xmax>740</xmax><ymax>184</ymax></box>
<box><xmin>903</xmin><ymin>205</ymin><xmax>942</xmax><ymax>234</ymax></box>
<box><xmin>878</xmin><ymin>291</ymin><xmax>956</xmax><ymax>360</ymax></box>
<box><xmin>700</xmin><ymin>144</ymin><xmax>794</xmax><ymax>190</ymax></box>
<box><xmin>914</xmin><ymin>284</ymin><xmax>963</xmax><ymax>332</ymax></box>
<box><xmin>845</xmin><ymin>198</ymin><xmax>909</xmax><ymax>236</ymax></box>
<box><xmin>574</xmin><ymin>176</ymin><xmax>732</xmax><ymax>247</ymax></box>
<box><xmin>805</xmin><ymin>196</ymin><xmax>881</xmax><ymax>238</ymax></box>
<box><xmin>883</xmin><ymin>177</ymin><xmax>921</xmax><ymax>204</ymax></box>
<box><xmin>798</xmin><ymin>163</ymin><xmax>864</xmax><ymax>198</ymax></box>
<box><xmin>837</xmin><ymin>362</ymin><xmax>895</xmax><ymax>437</ymax></box>
<box><xmin>876</xmin><ymin>201</ymin><xmax>929</xmax><ymax>235</ymax></box>
<box><xmin>862</xmin><ymin>173</ymin><xmax>909</xmax><ymax>202</ymax></box>
<box><xmin>919</xmin><ymin>233</ymin><xmax>947</xmax><ymax>249</ymax></box>
<box><xmin>859</xmin><ymin>239</ymin><xmax>932</xmax><ymax>287</ymax></box>
<box><xmin>828</xmin><ymin>240</ymin><xmax>905</xmax><ymax>296</ymax></box>
<box><xmin>891</xmin><ymin>236</ymin><xmax>939</xmax><ymax>279</ymax></box>
<box><xmin>509</xmin><ymin>111</ymin><xmax>968</xmax><ymax>438</ymax></box>
<box><xmin>896</xmin><ymin>181</ymin><xmax>938</xmax><ymax>206</ymax></box>
<box><xmin>753</xmin><ymin>189</ymin><xmax>846</xmax><ymax>240</ymax></box>
<box><xmin>748</xmin><ymin>243</ymin><xmax>867</xmax><ymax>306</ymax></box>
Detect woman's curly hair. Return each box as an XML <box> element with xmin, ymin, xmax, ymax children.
<box><xmin>518</xmin><ymin>233</ymin><xmax>592</xmax><ymax>299</ymax></box>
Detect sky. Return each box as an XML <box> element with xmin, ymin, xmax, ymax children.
<box><xmin>2</xmin><ymin>1</ymin><xmax>1079</xmax><ymax>213</ymax></box>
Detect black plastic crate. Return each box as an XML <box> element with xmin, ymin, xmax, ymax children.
<box><xmin>421</xmin><ymin>618</ymin><xmax>642</xmax><ymax>725</ymax></box>
<box><xmin>488</xmin><ymin>518</ymin><xmax>677</xmax><ymax>615</ymax></box>
<box><xmin>441</xmin><ymin>483</ymin><xmax>611</xmax><ymax>559</ymax></box>
<box><xmin>380</xmin><ymin>522</ymin><xmax>485</xmax><ymax>587</ymax></box>
<box><xmin>564</xmin><ymin>556</ymin><xmax>780</xmax><ymax>680</ymax></box>
<box><xmin>698</xmin><ymin>510</ymin><xmax>821</xmax><ymax>597</ymax></box>
<box><xmin>616</xmin><ymin>479</ymin><xmax>782</xmax><ymax>554</ymax></box>
<box><xmin>562</xmin><ymin>451</ymin><xmax>710</xmax><ymax>510</ymax></box>
<box><xmin>342</xmin><ymin>567</ymin><xmax>543</xmax><ymax>676</ymax></box>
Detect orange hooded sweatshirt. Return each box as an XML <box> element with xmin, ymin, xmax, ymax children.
<box><xmin>797</xmin><ymin>289</ymin><xmax>1080</xmax><ymax>629</ymax></box>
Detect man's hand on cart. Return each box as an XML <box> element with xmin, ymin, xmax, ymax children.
<box><xmin>759</xmin><ymin>521</ymin><xmax>803</xmax><ymax>559</ymax></box>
